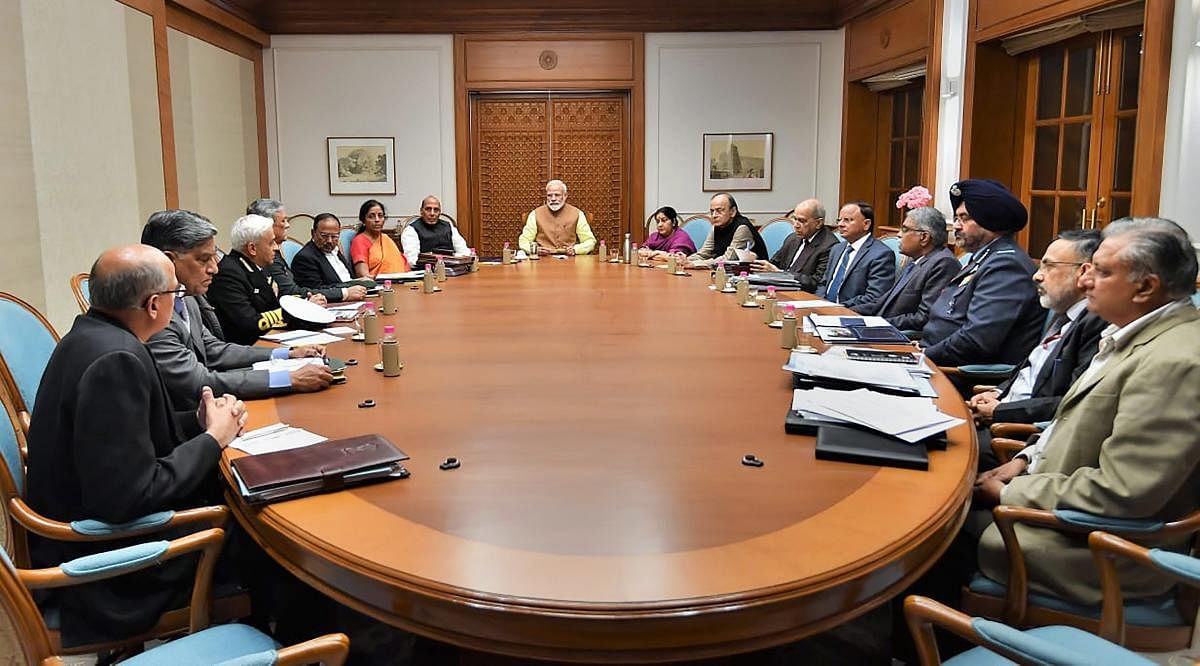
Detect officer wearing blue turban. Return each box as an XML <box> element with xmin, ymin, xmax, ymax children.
<box><xmin>921</xmin><ymin>179</ymin><xmax>1047</xmax><ymax>367</ymax></box>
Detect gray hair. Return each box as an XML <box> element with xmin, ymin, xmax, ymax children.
<box><xmin>1057</xmin><ymin>228</ymin><xmax>1101</xmax><ymax>262</ymax></box>
<box><xmin>231</xmin><ymin>214</ymin><xmax>274</xmax><ymax>251</ymax></box>
<box><xmin>807</xmin><ymin>200</ymin><xmax>827</xmax><ymax>222</ymax></box>
<box><xmin>905</xmin><ymin>206</ymin><xmax>948</xmax><ymax>247</ymax></box>
<box><xmin>1102</xmin><ymin>217</ymin><xmax>1198</xmax><ymax>300</ymax></box>
<box><xmin>546</xmin><ymin>179</ymin><xmax>567</xmax><ymax>194</ymax></box>
<box><xmin>246</xmin><ymin>198</ymin><xmax>284</xmax><ymax>219</ymax></box>
<box><xmin>141</xmin><ymin>209</ymin><xmax>217</xmax><ymax>253</ymax></box>
<box><xmin>89</xmin><ymin>251</ymin><xmax>170</xmax><ymax>310</ymax></box>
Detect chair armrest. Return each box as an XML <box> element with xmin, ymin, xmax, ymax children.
<box><xmin>903</xmin><ymin>595</ymin><xmax>1056</xmax><ymax>666</ymax></box>
<box><xmin>989</xmin><ymin>438</ymin><xmax>1027</xmax><ymax>465</ymax></box>
<box><xmin>1089</xmin><ymin>530</ymin><xmax>1200</xmax><ymax>644</ymax></box>
<box><xmin>990</xmin><ymin>422</ymin><xmax>1041</xmax><ymax>438</ymax></box>
<box><xmin>8</xmin><ymin>497</ymin><xmax>227</xmax><ymax>542</ymax></box>
<box><xmin>972</xmin><ymin>384</ymin><xmax>998</xmax><ymax>394</ymax></box>
<box><xmin>276</xmin><ymin>633</ymin><xmax>351</xmax><ymax>666</ymax></box>
<box><xmin>16</xmin><ymin>527</ymin><xmax>224</xmax><ymax>634</ymax></box>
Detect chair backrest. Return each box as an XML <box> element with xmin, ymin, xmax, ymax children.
<box><xmin>339</xmin><ymin>227</ymin><xmax>357</xmax><ymax>260</ymax></box>
<box><xmin>758</xmin><ymin>219</ymin><xmax>793</xmax><ymax>259</ymax></box>
<box><xmin>0</xmin><ymin>293</ymin><xmax>59</xmax><ymax>430</ymax></box>
<box><xmin>681</xmin><ymin>215</ymin><xmax>712</xmax><ymax>251</ymax></box>
<box><xmin>0</xmin><ymin>386</ymin><xmax>27</xmax><ymax>566</ymax></box>
<box><xmin>877</xmin><ymin>234</ymin><xmax>905</xmax><ymax>271</ymax></box>
<box><xmin>69</xmin><ymin>274</ymin><xmax>90</xmax><ymax>314</ymax></box>
<box><xmin>281</xmin><ymin>238</ymin><xmax>304</xmax><ymax>267</ymax></box>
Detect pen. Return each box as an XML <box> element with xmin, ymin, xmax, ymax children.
<box><xmin>239</xmin><ymin>422</ymin><xmax>289</xmax><ymax>441</ymax></box>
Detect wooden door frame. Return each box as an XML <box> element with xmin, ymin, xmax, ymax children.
<box><xmin>453</xmin><ymin>33</ymin><xmax>645</xmax><ymax>247</ymax></box>
<box><xmin>960</xmin><ymin>0</ymin><xmax>1173</xmax><ymax>218</ymax></box>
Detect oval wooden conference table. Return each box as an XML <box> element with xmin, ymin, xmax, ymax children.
<box><xmin>224</xmin><ymin>257</ymin><xmax>977</xmax><ymax>663</ymax></box>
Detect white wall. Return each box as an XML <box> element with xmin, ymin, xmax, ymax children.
<box><xmin>264</xmin><ymin>35</ymin><xmax>457</xmax><ymax>225</ymax></box>
<box><xmin>1159</xmin><ymin>0</ymin><xmax>1200</xmax><ymax>243</ymax></box>
<box><xmin>11</xmin><ymin>0</ymin><xmax>164</xmax><ymax>333</ymax></box>
<box><xmin>170</xmin><ymin>29</ymin><xmax>260</xmax><ymax>249</ymax></box>
<box><xmin>644</xmin><ymin>31</ymin><xmax>845</xmax><ymax>222</ymax></box>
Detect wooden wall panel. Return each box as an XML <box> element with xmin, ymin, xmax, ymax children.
<box><xmin>464</xmin><ymin>39</ymin><xmax>634</xmax><ymax>87</ymax></box>
<box><xmin>552</xmin><ymin>97</ymin><xmax>626</xmax><ymax>248</ymax></box>
<box><xmin>845</xmin><ymin>0</ymin><xmax>930</xmax><ymax>80</ymax></box>
<box><xmin>1129</xmin><ymin>0</ymin><xmax>1172</xmax><ymax>216</ymax></box>
<box><xmin>839</xmin><ymin>82</ymin><xmax>882</xmax><ymax>204</ymax></box>
<box><xmin>473</xmin><ymin>99</ymin><xmax>549</xmax><ymax>255</ymax></box>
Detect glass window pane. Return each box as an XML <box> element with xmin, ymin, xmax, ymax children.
<box><xmin>891</xmin><ymin>95</ymin><xmax>905</xmax><ymax>137</ymax></box>
<box><xmin>1113</xmin><ymin>116</ymin><xmax>1136</xmax><ymax>192</ymax></box>
<box><xmin>1032</xmin><ymin>125</ymin><xmax>1060</xmax><ymax>191</ymax></box>
<box><xmin>1059</xmin><ymin>121</ymin><xmax>1091</xmax><ymax>191</ymax></box>
<box><xmin>890</xmin><ymin>141</ymin><xmax>904</xmax><ymax>188</ymax></box>
<box><xmin>1037</xmin><ymin>49</ymin><xmax>1065</xmax><ymax>120</ymax></box>
<box><xmin>1064</xmin><ymin>45</ymin><xmax>1095</xmax><ymax>117</ymax></box>
<box><xmin>904</xmin><ymin>138</ymin><xmax>920</xmax><ymax>187</ymax></box>
<box><xmin>1109</xmin><ymin>196</ymin><xmax>1131</xmax><ymax>224</ymax></box>
<box><xmin>1029</xmin><ymin>196</ymin><xmax>1057</xmax><ymax>258</ymax></box>
<box><xmin>1118</xmin><ymin>33</ymin><xmax>1142</xmax><ymax>111</ymax></box>
<box><xmin>1058</xmin><ymin>196</ymin><xmax>1087</xmax><ymax>236</ymax></box>
<box><xmin>906</xmin><ymin>87</ymin><xmax>923</xmax><ymax>136</ymax></box>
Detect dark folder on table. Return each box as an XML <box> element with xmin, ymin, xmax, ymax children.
<box><xmin>813</xmin><ymin>424</ymin><xmax>929</xmax><ymax>471</ymax></box>
<box><xmin>231</xmin><ymin>434</ymin><xmax>409</xmax><ymax>505</ymax></box>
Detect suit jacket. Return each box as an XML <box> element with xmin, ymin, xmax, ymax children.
<box><xmin>815</xmin><ymin>235</ymin><xmax>897</xmax><ymax>308</ymax></box>
<box><xmin>292</xmin><ymin>240</ymin><xmax>356</xmax><ymax>293</ymax></box>
<box><xmin>921</xmin><ymin>235</ymin><xmax>1046</xmax><ymax>366</ymax></box>
<box><xmin>25</xmin><ymin>311</ymin><xmax>222</xmax><ymax>644</ymax></box>
<box><xmin>768</xmin><ymin>226</ymin><xmax>839</xmax><ymax>292</ymax></box>
<box><xmin>991</xmin><ymin>310</ymin><xmax>1107</xmax><ymax>424</ymax></box>
<box><xmin>208</xmin><ymin>250</ymin><xmax>286</xmax><ymax>346</ymax></box>
<box><xmin>147</xmin><ymin>295</ymin><xmax>279</xmax><ymax>409</ymax></box>
<box><xmin>979</xmin><ymin>305</ymin><xmax>1200</xmax><ymax>604</ymax></box>
<box><xmin>852</xmin><ymin>247</ymin><xmax>960</xmax><ymax>331</ymax></box>
<box><xmin>273</xmin><ymin>248</ymin><xmax>346</xmax><ymax>302</ymax></box>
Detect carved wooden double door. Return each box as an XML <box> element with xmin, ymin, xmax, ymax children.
<box><xmin>469</xmin><ymin>92</ymin><xmax>629</xmax><ymax>256</ymax></box>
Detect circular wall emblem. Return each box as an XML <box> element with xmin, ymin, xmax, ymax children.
<box><xmin>539</xmin><ymin>50</ymin><xmax>558</xmax><ymax>70</ymax></box>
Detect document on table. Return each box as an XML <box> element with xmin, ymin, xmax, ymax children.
<box><xmin>322</xmin><ymin>326</ymin><xmax>358</xmax><ymax>335</ymax></box>
<box><xmin>777</xmin><ymin>299</ymin><xmax>837</xmax><ymax>309</ymax></box>
<box><xmin>250</xmin><ymin>357</ymin><xmax>325</xmax><ymax>372</ymax></box>
<box><xmin>783</xmin><ymin>351</ymin><xmax>934</xmax><ymax>396</ymax></box>
<box><xmin>270</xmin><ymin>331</ymin><xmax>345</xmax><ymax>347</ymax></box>
<box><xmin>375</xmin><ymin>270</ymin><xmax>424</xmax><ymax>280</ymax></box>
<box><xmin>808</xmin><ymin>314</ymin><xmax>891</xmax><ymax>327</ymax></box>
<box><xmin>791</xmin><ymin>388</ymin><xmax>963</xmax><ymax>443</ymax></box>
<box><xmin>261</xmin><ymin>329</ymin><xmax>317</xmax><ymax>342</ymax></box>
<box><xmin>231</xmin><ymin>423</ymin><xmax>328</xmax><ymax>455</ymax></box>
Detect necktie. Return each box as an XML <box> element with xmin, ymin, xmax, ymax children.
<box><xmin>1040</xmin><ymin>313</ymin><xmax>1068</xmax><ymax>348</ymax></box>
<box><xmin>788</xmin><ymin>239</ymin><xmax>807</xmax><ymax>271</ymax></box>
<box><xmin>173</xmin><ymin>297</ymin><xmax>185</xmax><ymax>316</ymax></box>
<box><xmin>826</xmin><ymin>246</ymin><xmax>852</xmax><ymax>302</ymax></box>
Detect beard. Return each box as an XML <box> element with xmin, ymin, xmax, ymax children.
<box><xmin>548</xmin><ymin>201</ymin><xmax>565</xmax><ymax>212</ymax></box>
<box><xmin>1038</xmin><ymin>293</ymin><xmax>1053</xmax><ymax>309</ymax></box>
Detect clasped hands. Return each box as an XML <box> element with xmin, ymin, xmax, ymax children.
<box><xmin>536</xmin><ymin>245</ymin><xmax>575</xmax><ymax>256</ymax></box>
<box><xmin>197</xmin><ymin>386</ymin><xmax>248</xmax><ymax>448</ymax></box>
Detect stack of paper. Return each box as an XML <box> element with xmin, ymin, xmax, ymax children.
<box><xmin>782</xmin><ymin>351</ymin><xmax>935</xmax><ymax>397</ymax></box>
<box><xmin>791</xmin><ymin>388</ymin><xmax>964</xmax><ymax>443</ymax></box>
<box><xmin>777</xmin><ymin>298</ymin><xmax>838</xmax><ymax>309</ymax></box>
<box><xmin>375</xmin><ymin>270</ymin><xmax>425</xmax><ymax>281</ymax></box>
<box><xmin>260</xmin><ymin>330</ymin><xmax>345</xmax><ymax>347</ymax></box>
<box><xmin>250</xmin><ymin>357</ymin><xmax>326</xmax><ymax>372</ymax></box>
<box><xmin>806</xmin><ymin>314</ymin><xmax>910</xmax><ymax>344</ymax></box>
<box><xmin>231</xmin><ymin>422</ymin><xmax>327</xmax><ymax>455</ymax></box>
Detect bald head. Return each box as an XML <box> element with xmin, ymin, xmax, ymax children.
<box><xmin>89</xmin><ymin>244</ymin><xmax>177</xmax><ymax>340</ymax></box>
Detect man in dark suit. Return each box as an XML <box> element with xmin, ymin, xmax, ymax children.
<box><xmin>921</xmin><ymin>180</ymin><xmax>1045</xmax><ymax>366</ymax></box>
<box><xmin>969</xmin><ymin>229</ymin><xmax>1106</xmax><ymax>468</ymax></box>
<box><xmin>292</xmin><ymin>213</ymin><xmax>370</xmax><ymax>301</ymax></box>
<box><xmin>142</xmin><ymin>209</ymin><xmax>332</xmax><ymax>409</ymax></box>
<box><xmin>208</xmin><ymin>214</ymin><xmax>294</xmax><ymax>346</ymax></box>
<box><xmin>815</xmin><ymin>201</ymin><xmax>896</xmax><ymax>308</ymax></box>
<box><xmin>248</xmin><ymin>198</ymin><xmax>331</xmax><ymax>304</ymax></box>
<box><xmin>852</xmin><ymin>206</ymin><xmax>959</xmax><ymax>330</ymax></box>
<box><xmin>751</xmin><ymin>198</ymin><xmax>839</xmax><ymax>292</ymax></box>
<box><xmin>24</xmin><ymin>244</ymin><xmax>245</xmax><ymax>646</ymax></box>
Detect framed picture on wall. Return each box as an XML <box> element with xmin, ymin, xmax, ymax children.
<box><xmin>326</xmin><ymin>137</ymin><xmax>396</xmax><ymax>195</ymax></box>
<box><xmin>702</xmin><ymin>133</ymin><xmax>773</xmax><ymax>191</ymax></box>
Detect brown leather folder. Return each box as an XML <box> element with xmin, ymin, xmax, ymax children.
<box><xmin>231</xmin><ymin>434</ymin><xmax>409</xmax><ymax>505</ymax></box>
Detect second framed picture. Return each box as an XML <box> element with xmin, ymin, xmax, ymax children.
<box><xmin>702</xmin><ymin>132</ymin><xmax>773</xmax><ymax>191</ymax></box>
<box><xmin>327</xmin><ymin>137</ymin><xmax>396</xmax><ymax>195</ymax></box>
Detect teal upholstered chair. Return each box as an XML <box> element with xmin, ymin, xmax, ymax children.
<box><xmin>682</xmin><ymin>215</ymin><xmax>712</xmax><ymax>251</ymax></box>
<box><xmin>0</xmin><ymin>292</ymin><xmax>59</xmax><ymax>438</ymax></box>
<box><xmin>339</xmin><ymin>227</ymin><xmax>357</xmax><ymax>261</ymax></box>
<box><xmin>281</xmin><ymin>237</ymin><xmax>304</xmax><ymax>267</ymax></box>
<box><xmin>906</xmin><ymin>529</ymin><xmax>1200</xmax><ymax>664</ymax></box>
<box><xmin>0</xmin><ymin>528</ymin><xmax>349</xmax><ymax>665</ymax></box>
<box><xmin>879</xmin><ymin>234</ymin><xmax>905</xmax><ymax>272</ymax></box>
<box><xmin>960</xmin><ymin>505</ymin><xmax>1200</xmax><ymax>652</ymax></box>
<box><xmin>69</xmin><ymin>273</ymin><xmax>90</xmax><ymax>314</ymax></box>
<box><xmin>758</xmin><ymin>219</ymin><xmax>793</xmax><ymax>259</ymax></box>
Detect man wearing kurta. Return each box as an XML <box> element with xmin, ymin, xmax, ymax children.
<box><xmin>518</xmin><ymin>179</ymin><xmax>597</xmax><ymax>255</ymax></box>
<box><xmin>974</xmin><ymin>217</ymin><xmax>1200</xmax><ymax>605</ymax></box>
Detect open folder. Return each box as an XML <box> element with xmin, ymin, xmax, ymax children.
<box><xmin>230</xmin><ymin>434</ymin><xmax>409</xmax><ymax>505</ymax></box>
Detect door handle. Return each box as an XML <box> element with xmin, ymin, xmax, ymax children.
<box><xmin>1088</xmin><ymin>207</ymin><xmax>1097</xmax><ymax>230</ymax></box>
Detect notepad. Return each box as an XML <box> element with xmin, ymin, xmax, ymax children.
<box><xmin>231</xmin><ymin>423</ymin><xmax>327</xmax><ymax>455</ymax></box>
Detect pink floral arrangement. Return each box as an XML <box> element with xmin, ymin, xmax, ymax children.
<box><xmin>896</xmin><ymin>185</ymin><xmax>933</xmax><ymax>210</ymax></box>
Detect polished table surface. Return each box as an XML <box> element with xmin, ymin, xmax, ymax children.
<box><xmin>226</xmin><ymin>258</ymin><xmax>977</xmax><ymax>663</ymax></box>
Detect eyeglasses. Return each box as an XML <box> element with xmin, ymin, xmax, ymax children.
<box><xmin>1039</xmin><ymin>260</ymin><xmax>1085</xmax><ymax>269</ymax></box>
<box><xmin>316</xmin><ymin>232</ymin><xmax>341</xmax><ymax>240</ymax></box>
<box><xmin>900</xmin><ymin>225</ymin><xmax>927</xmax><ymax>235</ymax></box>
<box><xmin>152</xmin><ymin>285</ymin><xmax>188</xmax><ymax>299</ymax></box>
